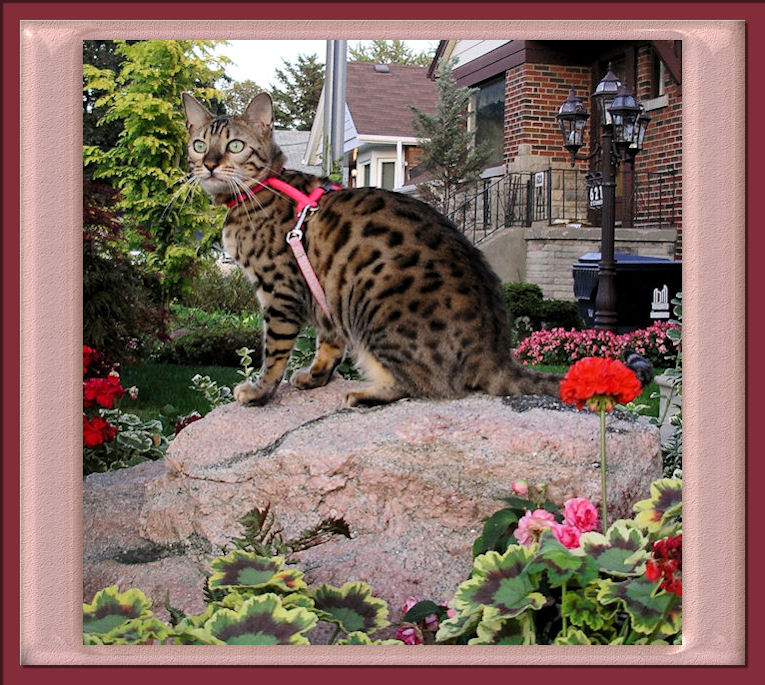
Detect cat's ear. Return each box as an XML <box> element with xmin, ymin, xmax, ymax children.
<box><xmin>182</xmin><ymin>93</ymin><xmax>213</xmax><ymax>132</ymax></box>
<box><xmin>243</xmin><ymin>92</ymin><xmax>274</xmax><ymax>132</ymax></box>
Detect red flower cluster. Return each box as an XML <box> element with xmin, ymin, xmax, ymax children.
<box><xmin>83</xmin><ymin>415</ymin><xmax>118</xmax><ymax>447</ymax></box>
<box><xmin>83</xmin><ymin>345</ymin><xmax>98</xmax><ymax>375</ymax></box>
<box><xmin>83</xmin><ymin>375</ymin><xmax>125</xmax><ymax>409</ymax></box>
<box><xmin>645</xmin><ymin>534</ymin><xmax>682</xmax><ymax>596</ymax></box>
<box><xmin>560</xmin><ymin>356</ymin><xmax>643</xmax><ymax>412</ymax></box>
<box><xmin>174</xmin><ymin>412</ymin><xmax>203</xmax><ymax>436</ymax></box>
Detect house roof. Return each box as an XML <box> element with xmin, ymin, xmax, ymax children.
<box><xmin>345</xmin><ymin>62</ymin><xmax>438</xmax><ymax>138</ymax></box>
<box><xmin>273</xmin><ymin>130</ymin><xmax>322</xmax><ymax>175</ymax></box>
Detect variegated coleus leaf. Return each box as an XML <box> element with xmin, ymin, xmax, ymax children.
<box><xmin>208</xmin><ymin>550</ymin><xmax>306</xmax><ymax>593</ymax></box>
<box><xmin>560</xmin><ymin>581</ymin><xmax>617</xmax><ymax>632</ymax></box>
<box><xmin>434</xmin><ymin>607</ymin><xmax>482</xmax><ymax>643</ymax></box>
<box><xmin>452</xmin><ymin>546</ymin><xmax>546</xmax><ymax>620</ymax></box>
<box><xmin>632</xmin><ymin>478</ymin><xmax>682</xmax><ymax>534</ymax></box>
<box><xmin>553</xmin><ymin>628</ymin><xmax>593</xmax><ymax>645</ymax></box>
<box><xmin>84</xmin><ymin>616</ymin><xmax>172</xmax><ymax>645</ymax></box>
<box><xmin>336</xmin><ymin>631</ymin><xmax>402</xmax><ymax>645</ymax></box>
<box><xmin>579</xmin><ymin>520</ymin><xmax>649</xmax><ymax>577</ymax></box>
<box><xmin>469</xmin><ymin>607</ymin><xmax>536</xmax><ymax>645</ymax></box>
<box><xmin>203</xmin><ymin>593</ymin><xmax>318</xmax><ymax>645</ymax></box>
<box><xmin>596</xmin><ymin>577</ymin><xmax>682</xmax><ymax>636</ymax></box>
<box><xmin>82</xmin><ymin>586</ymin><xmax>153</xmax><ymax>636</ymax></box>
<box><xmin>526</xmin><ymin>530</ymin><xmax>599</xmax><ymax>587</ymax></box>
<box><xmin>311</xmin><ymin>581</ymin><xmax>390</xmax><ymax>635</ymax></box>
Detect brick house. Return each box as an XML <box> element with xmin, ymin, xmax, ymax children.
<box><xmin>425</xmin><ymin>40</ymin><xmax>682</xmax><ymax>301</ymax></box>
<box><xmin>305</xmin><ymin>62</ymin><xmax>437</xmax><ymax>189</ymax></box>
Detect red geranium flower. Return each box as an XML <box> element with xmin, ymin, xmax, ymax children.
<box><xmin>645</xmin><ymin>534</ymin><xmax>682</xmax><ymax>597</ymax></box>
<box><xmin>83</xmin><ymin>375</ymin><xmax>125</xmax><ymax>409</ymax></box>
<box><xmin>83</xmin><ymin>415</ymin><xmax>118</xmax><ymax>447</ymax></box>
<box><xmin>560</xmin><ymin>356</ymin><xmax>642</xmax><ymax>412</ymax></box>
<box><xmin>83</xmin><ymin>345</ymin><xmax>98</xmax><ymax>376</ymax></box>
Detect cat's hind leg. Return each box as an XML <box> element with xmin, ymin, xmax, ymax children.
<box><xmin>290</xmin><ymin>334</ymin><xmax>346</xmax><ymax>390</ymax></box>
<box><xmin>343</xmin><ymin>348</ymin><xmax>407</xmax><ymax>407</ymax></box>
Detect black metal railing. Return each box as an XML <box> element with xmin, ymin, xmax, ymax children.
<box><xmin>447</xmin><ymin>166</ymin><xmax>680</xmax><ymax>244</ymax></box>
<box><xmin>632</xmin><ymin>166</ymin><xmax>680</xmax><ymax>229</ymax></box>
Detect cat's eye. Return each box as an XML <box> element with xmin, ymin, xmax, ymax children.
<box><xmin>227</xmin><ymin>140</ymin><xmax>245</xmax><ymax>153</ymax></box>
<box><xmin>192</xmin><ymin>139</ymin><xmax>207</xmax><ymax>153</ymax></box>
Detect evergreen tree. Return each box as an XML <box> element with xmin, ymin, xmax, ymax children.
<box><xmin>410</xmin><ymin>58</ymin><xmax>492</xmax><ymax>214</ymax></box>
<box><xmin>270</xmin><ymin>53</ymin><xmax>324</xmax><ymax>130</ymax></box>
<box><xmin>83</xmin><ymin>40</ymin><xmax>228</xmax><ymax>306</ymax></box>
<box><xmin>349</xmin><ymin>40</ymin><xmax>434</xmax><ymax>67</ymax></box>
<box><xmin>220</xmin><ymin>79</ymin><xmax>264</xmax><ymax>115</ymax></box>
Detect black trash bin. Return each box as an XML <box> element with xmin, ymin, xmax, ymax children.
<box><xmin>572</xmin><ymin>252</ymin><xmax>682</xmax><ymax>333</ymax></box>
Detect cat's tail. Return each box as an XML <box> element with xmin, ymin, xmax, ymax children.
<box><xmin>484</xmin><ymin>350</ymin><xmax>654</xmax><ymax>399</ymax></box>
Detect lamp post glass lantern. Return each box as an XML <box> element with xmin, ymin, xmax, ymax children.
<box><xmin>557</xmin><ymin>64</ymin><xmax>651</xmax><ymax>331</ymax></box>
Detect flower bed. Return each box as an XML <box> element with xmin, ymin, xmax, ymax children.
<box><xmin>513</xmin><ymin>321</ymin><xmax>678</xmax><ymax>368</ymax></box>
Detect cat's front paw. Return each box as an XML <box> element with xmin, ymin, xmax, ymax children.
<box><xmin>234</xmin><ymin>382</ymin><xmax>275</xmax><ymax>406</ymax></box>
<box><xmin>290</xmin><ymin>366</ymin><xmax>332</xmax><ymax>390</ymax></box>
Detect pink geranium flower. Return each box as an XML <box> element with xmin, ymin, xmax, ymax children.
<box><xmin>552</xmin><ymin>523</ymin><xmax>581</xmax><ymax>549</ymax></box>
<box><xmin>513</xmin><ymin>509</ymin><xmax>555</xmax><ymax>546</ymax></box>
<box><xmin>562</xmin><ymin>497</ymin><xmax>600</xmax><ymax>533</ymax></box>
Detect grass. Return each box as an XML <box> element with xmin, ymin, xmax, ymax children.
<box><xmin>119</xmin><ymin>361</ymin><xmax>661</xmax><ymax>422</ymax></box>
<box><xmin>119</xmin><ymin>363</ymin><xmax>243</xmax><ymax>421</ymax></box>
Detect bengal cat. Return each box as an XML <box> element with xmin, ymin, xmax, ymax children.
<box><xmin>182</xmin><ymin>92</ymin><xmax>575</xmax><ymax>408</ymax></box>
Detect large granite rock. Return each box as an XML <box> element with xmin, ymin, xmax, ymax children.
<box><xmin>83</xmin><ymin>379</ymin><xmax>661</xmax><ymax>636</ymax></box>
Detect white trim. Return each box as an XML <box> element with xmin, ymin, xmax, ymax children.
<box><xmin>642</xmin><ymin>94</ymin><xmax>669</xmax><ymax>112</ymax></box>
<box><xmin>358</xmin><ymin>134</ymin><xmax>422</xmax><ymax>146</ymax></box>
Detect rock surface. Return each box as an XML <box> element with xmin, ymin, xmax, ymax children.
<box><xmin>83</xmin><ymin>379</ymin><xmax>662</xmax><ymax>639</ymax></box>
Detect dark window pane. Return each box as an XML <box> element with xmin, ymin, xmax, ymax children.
<box><xmin>474</xmin><ymin>76</ymin><xmax>505</xmax><ymax>164</ymax></box>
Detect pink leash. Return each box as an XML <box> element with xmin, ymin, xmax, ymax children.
<box><xmin>227</xmin><ymin>177</ymin><xmax>338</xmax><ymax>320</ymax></box>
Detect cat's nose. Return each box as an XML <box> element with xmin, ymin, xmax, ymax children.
<box><xmin>203</xmin><ymin>159</ymin><xmax>218</xmax><ymax>172</ymax></box>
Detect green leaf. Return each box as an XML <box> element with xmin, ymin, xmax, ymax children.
<box><xmin>553</xmin><ymin>628</ymin><xmax>593</xmax><ymax>645</ymax></box>
<box><xmin>115</xmin><ymin>430</ymin><xmax>154</xmax><ymax>452</ymax></box>
<box><xmin>435</xmin><ymin>609</ymin><xmax>482</xmax><ymax>643</ymax></box>
<box><xmin>579</xmin><ymin>520</ymin><xmax>649</xmax><ymax>576</ymax></box>
<box><xmin>83</xmin><ymin>586</ymin><xmax>153</xmax><ymax>635</ymax></box>
<box><xmin>337</xmin><ymin>631</ymin><xmax>402</xmax><ymax>645</ymax></box>
<box><xmin>561</xmin><ymin>581</ymin><xmax>617</xmax><ymax>631</ymax></box>
<box><xmin>311</xmin><ymin>581</ymin><xmax>390</xmax><ymax>635</ymax></box>
<box><xmin>597</xmin><ymin>578</ymin><xmax>682</xmax><ymax>636</ymax></box>
<box><xmin>453</xmin><ymin>546</ymin><xmax>546</xmax><ymax>620</ymax></box>
<box><xmin>472</xmin><ymin>508</ymin><xmax>519</xmax><ymax>556</ymax></box>
<box><xmin>526</xmin><ymin>530</ymin><xmax>599</xmax><ymax>587</ymax></box>
<box><xmin>633</xmin><ymin>478</ymin><xmax>682</xmax><ymax>533</ymax></box>
<box><xmin>469</xmin><ymin>608</ymin><xmax>536</xmax><ymax>645</ymax></box>
<box><xmin>208</xmin><ymin>550</ymin><xmax>306</xmax><ymax>593</ymax></box>
<box><xmin>402</xmin><ymin>600</ymin><xmax>444</xmax><ymax>624</ymax></box>
<box><xmin>203</xmin><ymin>593</ymin><xmax>317</xmax><ymax>645</ymax></box>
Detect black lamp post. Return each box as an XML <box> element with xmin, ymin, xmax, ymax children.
<box><xmin>556</xmin><ymin>63</ymin><xmax>650</xmax><ymax>331</ymax></box>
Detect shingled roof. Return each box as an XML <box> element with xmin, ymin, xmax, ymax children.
<box><xmin>345</xmin><ymin>62</ymin><xmax>438</xmax><ymax>138</ymax></box>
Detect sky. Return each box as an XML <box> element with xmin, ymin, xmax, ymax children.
<box><xmin>214</xmin><ymin>40</ymin><xmax>439</xmax><ymax>88</ymax></box>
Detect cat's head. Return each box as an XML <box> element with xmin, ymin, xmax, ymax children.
<box><xmin>182</xmin><ymin>92</ymin><xmax>285</xmax><ymax>204</ymax></box>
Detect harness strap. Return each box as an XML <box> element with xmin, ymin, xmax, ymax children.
<box><xmin>226</xmin><ymin>177</ymin><xmax>339</xmax><ymax>321</ymax></box>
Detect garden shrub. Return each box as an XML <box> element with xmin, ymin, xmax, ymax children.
<box><xmin>503</xmin><ymin>282</ymin><xmax>583</xmax><ymax>339</ymax></box>
<box><xmin>179</xmin><ymin>259</ymin><xmax>260</xmax><ymax>315</ymax></box>
<box><xmin>156</xmin><ymin>325</ymin><xmax>263</xmax><ymax>367</ymax></box>
<box><xmin>84</xmin><ymin>181</ymin><xmax>165</xmax><ymax>362</ymax></box>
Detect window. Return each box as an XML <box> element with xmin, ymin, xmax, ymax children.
<box><xmin>380</xmin><ymin>161</ymin><xmax>396</xmax><ymax>190</ymax></box>
<box><xmin>472</xmin><ymin>76</ymin><xmax>505</xmax><ymax>164</ymax></box>
<box><xmin>362</xmin><ymin>163</ymin><xmax>371</xmax><ymax>187</ymax></box>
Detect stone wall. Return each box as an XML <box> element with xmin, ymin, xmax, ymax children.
<box><xmin>483</xmin><ymin>225</ymin><xmax>677</xmax><ymax>300</ymax></box>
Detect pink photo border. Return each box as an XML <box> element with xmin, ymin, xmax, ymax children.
<box><xmin>5</xmin><ymin>0</ymin><xmax>758</xmax><ymax>679</ymax></box>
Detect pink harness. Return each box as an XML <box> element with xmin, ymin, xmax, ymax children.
<box><xmin>226</xmin><ymin>177</ymin><xmax>339</xmax><ymax>320</ymax></box>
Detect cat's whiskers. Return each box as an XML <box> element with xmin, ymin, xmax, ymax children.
<box><xmin>162</xmin><ymin>174</ymin><xmax>200</xmax><ymax>219</ymax></box>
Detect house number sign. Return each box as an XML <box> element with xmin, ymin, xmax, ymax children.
<box><xmin>588</xmin><ymin>181</ymin><xmax>604</xmax><ymax>209</ymax></box>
